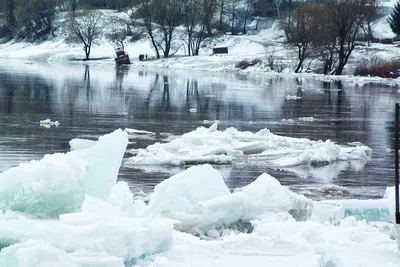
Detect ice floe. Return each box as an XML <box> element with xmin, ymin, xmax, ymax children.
<box><xmin>39</xmin><ymin>119</ymin><xmax>60</xmax><ymax>127</ymax></box>
<box><xmin>127</xmin><ymin>123</ymin><xmax>371</xmax><ymax>169</ymax></box>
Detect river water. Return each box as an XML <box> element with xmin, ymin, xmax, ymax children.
<box><xmin>0</xmin><ymin>61</ymin><xmax>398</xmax><ymax>199</ymax></box>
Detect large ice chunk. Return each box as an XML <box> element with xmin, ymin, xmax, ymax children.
<box><xmin>320</xmin><ymin>199</ymin><xmax>391</xmax><ymax>223</ymax></box>
<box><xmin>0</xmin><ymin>215</ymin><xmax>174</xmax><ymax>264</ymax></box>
<box><xmin>194</xmin><ymin>173</ymin><xmax>313</xmax><ymax>230</ymax></box>
<box><xmin>151</xmin><ymin>166</ymin><xmax>313</xmax><ymax>233</ymax></box>
<box><xmin>0</xmin><ymin>153</ymin><xmax>87</xmax><ymax>218</ymax></box>
<box><xmin>0</xmin><ymin>240</ymin><xmax>78</xmax><ymax>267</ymax></box>
<box><xmin>72</xmin><ymin>129</ymin><xmax>128</xmax><ymax>200</ymax></box>
<box><xmin>310</xmin><ymin>202</ymin><xmax>344</xmax><ymax>225</ymax></box>
<box><xmin>148</xmin><ymin>164</ymin><xmax>231</xmax><ymax>214</ymax></box>
<box><xmin>128</xmin><ymin>124</ymin><xmax>233</xmax><ymax>166</ymax></box>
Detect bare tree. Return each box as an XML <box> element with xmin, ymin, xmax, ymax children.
<box><xmin>135</xmin><ymin>0</ymin><xmax>160</xmax><ymax>58</ymax></box>
<box><xmin>13</xmin><ymin>0</ymin><xmax>58</xmax><ymax>39</ymax></box>
<box><xmin>323</xmin><ymin>0</ymin><xmax>377</xmax><ymax>75</ymax></box>
<box><xmin>183</xmin><ymin>0</ymin><xmax>211</xmax><ymax>56</ymax></box>
<box><xmin>282</xmin><ymin>3</ymin><xmax>317</xmax><ymax>73</ymax></box>
<box><xmin>362</xmin><ymin>6</ymin><xmax>381</xmax><ymax>46</ymax></box>
<box><xmin>203</xmin><ymin>0</ymin><xmax>217</xmax><ymax>35</ymax></box>
<box><xmin>151</xmin><ymin>0</ymin><xmax>183</xmax><ymax>58</ymax></box>
<box><xmin>228</xmin><ymin>0</ymin><xmax>238</xmax><ymax>34</ymax></box>
<box><xmin>68</xmin><ymin>10</ymin><xmax>103</xmax><ymax>60</ymax></box>
<box><xmin>105</xmin><ymin>17</ymin><xmax>128</xmax><ymax>50</ymax></box>
<box><xmin>0</xmin><ymin>0</ymin><xmax>17</xmax><ymax>37</ymax></box>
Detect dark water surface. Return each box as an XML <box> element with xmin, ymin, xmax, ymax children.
<box><xmin>0</xmin><ymin>61</ymin><xmax>398</xmax><ymax>199</ymax></box>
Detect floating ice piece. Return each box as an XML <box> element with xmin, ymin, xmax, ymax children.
<box><xmin>281</xmin><ymin>118</ymin><xmax>295</xmax><ymax>123</ymax></box>
<box><xmin>298</xmin><ymin>117</ymin><xmax>315</xmax><ymax>122</ymax></box>
<box><xmin>0</xmin><ymin>240</ymin><xmax>78</xmax><ymax>267</ymax></box>
<box><xmin>124</xmin><ymin>128</ymin><xmax>155</xmax><ymax>135</ymax></box>
<box><xmin>128</xmin><ymin>124</ymin><xmax>234</xmax><ymax>166</ymax></box>
<box><xmin>69</xmin><ymin>138</ymin><xmax>96</xmax><ymax>151</ymax></box>
<box><xmin>39</xmin><ymin>119</ymin><xmax>60</xmax><ymax>127</ymax></box>
<box><xmin>128</xmin><ymin>123</ymin><xmax>371</xmax><ymax>170</ymax></box>
<box><xmin>315</xmin><ymin>184</ymin><xmax>351</xmax><ymax>197</ymax></box>
<box><xmin>189</xmin><ymin>108</ymin><xmax>197</xmax><ymax>113</ymax></box>
<box><xmin>285</xmin><ymin>95</ymin><xmax>302</xmax><ymax>100</ymax></box>
<box><xmin>0</xmin><ymin>152</ymin><xmax>87</xmax><ymax>218</ymax></box>
<box><xmin>202</xmin><ymin>120</ymin><xmax>220</xmax><ymax>125</ymax></box>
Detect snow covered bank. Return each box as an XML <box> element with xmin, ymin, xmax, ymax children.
<box><xmin>127</xmin><ymin>123</ymin><xmax>371</xmax><ymax>169</ymax></box>
<box><xmin>0</xmin><ymin>8</ymin><xmax>398</xmax><ymax>82</ymax></box>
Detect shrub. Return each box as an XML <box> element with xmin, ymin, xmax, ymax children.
<box><xmin>354</xmin><ymin>57</ymin><xmax>400</xmax><ymax>77</ymax></box>
<box><xmin>235</xmin><ymin>59</ymin><xmax>262</xmax><ymax>70</ymax></box>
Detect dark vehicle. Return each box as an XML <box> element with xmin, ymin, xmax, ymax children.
<box><xmin>114</xmin><ymin>47</ymin><xmax>131</xmax><ymax>65</ymax></box>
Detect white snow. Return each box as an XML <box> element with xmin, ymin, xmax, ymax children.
<box><xmin>127</xmin><ymin>123</ymin><xmax>371</xmax><ymax>169</ymax></box>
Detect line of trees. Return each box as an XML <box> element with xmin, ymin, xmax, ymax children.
<box><xmin>0</xmin><ymin>0</ymin><xmax>394</xmax><ymax>75</ymax></box>
<box><xmin>281</xmin><ymin>0</ymin><xmax>380</xmax><ymax>75</ymax></box>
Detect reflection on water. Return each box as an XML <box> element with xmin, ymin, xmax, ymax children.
<box><xmin>0</xmin><ymin>61</ymin><xmax>399</xmax><ymax>198</ymax></box>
